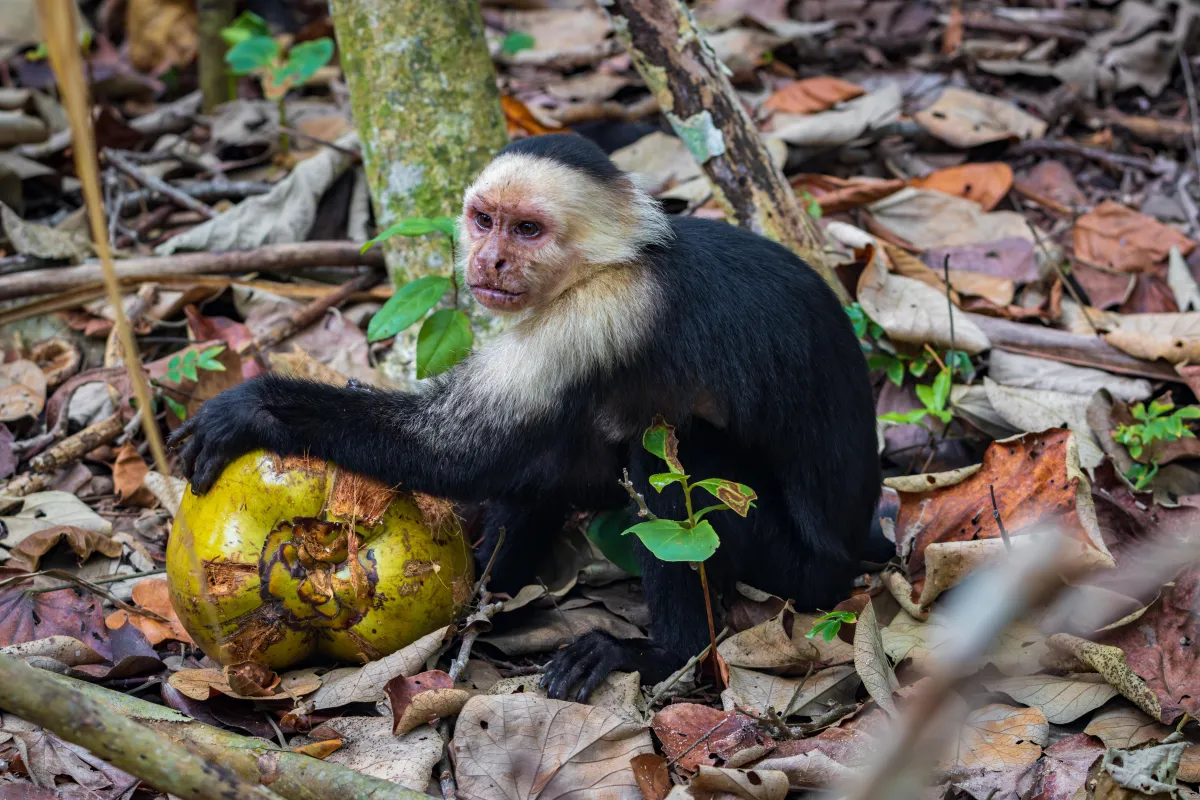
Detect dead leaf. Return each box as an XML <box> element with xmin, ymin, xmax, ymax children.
<box><xmin>126</xmin><ymin>0</ymin><xmax>198</xmax><ymax>73</ymax></box>
<box><xmin>0</xmin><ymin>202</ymin><xmax>91</xmax><ymax>262</ymax></box>
<box><xmin>652</xmin><ymin>704</ymin><xmax>772</xmax><ymax>773</ymax></box>
<box><xmin>790</xmin><ymin>174</ymin><xmax>906</xmax><ymax>215</ymax></box>
<box><xmin>0</xmin><ymin>570</ymin><xmax>110</xmax><ymax>657</ymax></box>
<box><xmin>767</xmin><ymin>84</ymin><xmax>900</xmax><ymax>148</ymax></box>
<box><xmin>1029</xmin><ymin>733</ymin><xmax>1105</xmax><ymax>800</ymax></box>
<box><xmin>923</xmin><ymin>239</ymin><xmax>1040</xmax><ymax>283</ymax></box>
<box><xmin>868</xmin><ymin>188</ymin><xmax>1038</xmax><ymax>250</ymax></box>
<box><xmin>688</xmin><ymin>765</ymin><xmax>790</xmax><ymax>799</ymax></box>
<box><xmin>0</xmin><ymin>492</ymin><xmax>110</xmax><ymax>547</ymax></box>
<box><xmin>316</xmin><ymin>717</ymin><xmax>443</xmax><ymax>791</ymax></box>
<box><xmin>479</xmin><ymin>606</ymin><xmax>643</xmax><ymax>657</ymax></box>
<box><xmin>112</xmin><ymin>442</ymin><xmax>155</xmax><ymax>507</ymax></box>
<box><xmin>946</xmin><ymin>269</ymin><xmax>1015</xmax><ymax>306</ymax></box>
<box><xmin>1048</xmin><ymin>633</ymin><xmax>1162</xmax><ymax>722</ymax></box>
<box><xmin>310</xmin><ymin>625</ymin><xmax>451</xmax><ymax>710</ymax></box>
<box><xmin>496</xmin><ymin>8</ymin><xmax>611</xmax><ymax>60</ymax></box>
<box><xmin>852</xmin><ymin>599</ymin><xmax>898</xmax><ymax>715</ymax></box>
<box><xmin>1015</xmin><ymin>160</ymin><xmax>1087</xmax><ymax>210</ymax></box>
<box><xmin>1167</xmin><ymin>246</ymin><xmax>1200</xmax><ymax>311</ymax></box>
<box><xmin>386</xmin><ymin>669</ymin><xmax>472</xmax><ymax>735</ymax></box>
<box><xmin>911</xmin><ymin>163</ymin><xmax>1014</xmax><ymax>211</ymax></box>
<box><xmin>720</xmin><ymin>667</ymin><xmax>806</xmax><ymax>717</ymax></box>
<box><xmin>988</xmin><ymin>350</ymin><xmax>1151</xmax><ymax>404</ymax></box>
<box><xmin>981</xmin><ymin>379</ymin><xmax>1104</xmax><ymax>469</ymax></box>
<box><xmin>632</xmin><ymin>753</ymin><xmax>671</xmax><ymax>800</ymax></box>
<box><xmin>985</xmin><ymin>674</ymin><xmax>1118</xmax><ymax>724</ymax></box>
<box><xmin>938</xmin><ymin>704</ymin><xmax>1048</xmax><ymax>774</ymax></box>
<box><xmin>764</xmin><ymin>77</ymin><xmax>864</xmax><ymax>114</ymax></box>
<box><xmin>0</xmin><ymin>359</ymin><xmax>46</xmax><ymax>422</ymax></box>
<box><xmin>1074</xmin><ymin>201</ymin><xmax>1196</xmax><ymax>273</ymax></box>
<box><xmin>914</xmin><ymin>88</ymin><xmax>1047</xmax><ymax>148</ymax></box>
<box><xmin>453</xmin><ymin>693</ymin><xmax>653</xmax><ymax>798</ymax></box>
<box><xmin>785</xmin><ymin>664</ymin><xmax>861</xmax><ymax>717</ymax></box>
<box><xmin>0</xmin><ymin>635</ymin><xmax>105</xmax><ymax>667</ymax></box>
<box><xmin>223</xmin><ymin>661</ymin><xmax>279</xmax><ymax>697</ymax></box>
<box><xmin>1085</xmin><ymin>705</ymin><xmax>1172</xmax><ymax>749</ymax></box>
<box><xmin>1104</xmin><ymin>312</ymin><xmax>1200</xmax><ymax>364</ymax></box>
<box><xmin>501</xmin><ymin>94</ymin><xmax>563</xmax><ymax>137</ymax></box>
<box><xmin>1</xmin><ymin>714</ymin><xmax>134</xmax><ymax>792</ymax></box>
<box><xmin>719</xmin><ymin>605</ymin><xmax>852</xmax><ymax>672</ymax></box>
<box><xmin>167</xmin><ymin>666</ymin><xmax>320</xmax><ymax>701</ymax></box>
<box><xmin>104</xmin><ymin>577</ymin><xmax>192</xmax><ymax>646</ymax></box>
<box><xmin>5</xmin><ymin>525</ymin><xmax>122</xmax><ymax>572</ymax></box>
<box><xmin>292</xmin><ymin>739</ymin><xmax>342</xmax><ymax>759</ymax></box>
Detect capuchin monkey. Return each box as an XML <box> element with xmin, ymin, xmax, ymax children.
<box><xmin>169</xmin><ymin>133</ymin><xmax>882</xmax><ymax>701</ymax></box>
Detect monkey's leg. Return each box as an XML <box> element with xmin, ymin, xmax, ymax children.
<box><xmin>476</xmin><ymin>500</ymin><xmax>568</xmax><ymax>594</ymax></box>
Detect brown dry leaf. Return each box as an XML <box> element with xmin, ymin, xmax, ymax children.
<box><xmin>721</xmin><ymin>667</ymin><xmax>805</xmax><ymax>717</ymax></box>
<box><xmin>1085</xmin><ymin>705</ymin><xmax>1172</xmax><ymax>749</ymax></box>
<box><xmin>790</xmin><ymin>174</ymin><xmax>906</xmax><ymax>215</ymax></box>
<box><xmin>386</xmin><ymin>669</ymin><xmax>472</xmax><ymax>736</ymax></box>
<box><xmin>764</xmin><ymin>77</ymin><xmax>864</xmax><ymax>114</ymax></box>
<box><xmin>0</xmin><ymin>358</ymin><xmax>47</xmax><ymax>422</ymax></box>
<box><xmin>895</xmin><ymin>430</ymin><xmax>1114</xmax><ymax>606</ymax></box>
<box><xmin>104</xmin><ymin>578</ymin><xmax>192</xmax><ymax>646</ymax></box>
<box><xmin>688</xmin><ymin>765</ymin><xmax>790</xmax><ymax>799</ymax></box>
<box><xmin>1015</xmin><ymin>160</ymin><xmax>1087</xmax><ymax>210</ymax></box>
<box><xmin>167</xmin><ymin>666</ymin><xmax>321</xmax><ymax>701</ymax></box>
<box><xmin>938</xmin><ymin>704</ymin><xmax>1048</xmax><ymax>774</ymax></box>
<box><xmin>1047</xmin><ymin>634</ymin><xmax>1162</xmax><ymax>723</ymax></box>
<box><xmin>767</xmin><ymin>84</ymin><xmax>901</xmax><ymax>148</ymax></box>
<box><xmin>652</xmin><ymin>704</ymin><xmax>772</xmax><ymax>773</ymax></box>
<box><xmin>126</xmin><ymin>0</ymin><xmax>198</xmax><ymax>72</ymax></box>
<box><xmin>1104</xmin><ymin>312</ymin><xmax>1200</xmax><ymax>364</ymax></box>
<box><xmin>1028</xmin><ymin>733</ymin><xmax>1105</xmax><ymax>800</ymax></box>
<box><xmin>311</xmin><ymin>625</ymin><xmax>451</xmax><ymax>709</ymax></box>
<box><xmin>5</xmin><ymin>525</ymin><xmax>122</xmax><ymax>572</ymax></box>
<box><xmin>914</xmin><ymin>88</ymin><xmax>1047</xmax><ymax>148</ymax></box>
<box><xmin>910</xmin><ymin>163</ymin><xmax>1014</xmax><ymax>211</ymax></box>
<box><xmin>1074</xmin><ymin>201</ymin><xmax>1197</xmax><ymax>273</ymax></box>
<box><xmin>852</xmin><ymin>599</ymin><xmax>898</xmax><ymax>716</ymax></box>
<box><xmin>316</xmin><ymin>717</ymin><xmax>443</xmax><ymax>790</ymax></box>
<box><xmin>292</xmin><ymin>739</ymin><xmax>342</xmax><ymax>759</ymax></box>
<box><xmin>982</xmin><ymin>379</ymin><xmax>1104</xmax><ymax>469</ymax></box>
<box><xmin>785</xmin><ymin>664</ymin><xmax>861</xmax><ymax>717</ymax></box>
<box><xmin>112</xmin><ymin>441</ymin><xmax>155</xmax><ymax>507</ymax></box>
<box><xmin>501</xmin><ymin>95</ymin><xmax>563</xmax><ymax>137</ymax></box>
<box><xmin>1098</xmin><ymin>570</ymin><xmax>1200</xmax><ymax>724</ymax></box>
<box><xmin>718</xmin><ymin>605</ymin><xmax>853</xmax><ymax>671</ymax></box>
<box><xmin>0</xmin><ymin>203</ymin><xmax>91</xmax><ymax>263</ymax></box>
<box><xmin>452</xmin><ymin>693</ymin><xmax>653</xmax><ymax>798</ymax></box>
<box><xmin>0</xmin><ymin>635</ymin><xmax>106</xmax><ymax>666</ymax></box>
<box><xmin>0</xmin><ymin>572</ymin><xmax>110</xmax><ymax>656</ymax></box>
<box><xmin>985</xmin><ymin>674</ymin><xmax>1118</xmax><ymax>724</ymax></box>
<box><xmin>856</xmin><ymin>243</ymin><xmax>990</xmax><ymax>355</ymax></box>
<box><xmin>224</xmin><ymin>661</ymin><xmax>279</xmax><ymax>696</ymax></box>
<box><xmin>947</xmin><ymin>268</ymin><xmax>1016</xmax><ymax>306</ymax></box>
<box><xmin>923</xmin><ymin>239</ymin><xmax>1041</xmax><ymax>283</ymax></box>
<box><xmin>632</xmin><ymin>753</ymin><xmax>671</xmax><ymax>800</ymax></box>
<box><xmin>867</xmin><ymin>188</ymin><xmax>1037</xmax><ymax>250</ymax></box>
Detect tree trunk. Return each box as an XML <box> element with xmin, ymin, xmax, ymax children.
<box><xmin>605</xmin><ymin>0</ymin><xmax>848</xmax><ymax>302</ymax></box>
<box><xmin>329</xmin><ymin>0</ymin><xmax>507</xmax><ymax>285</ymax></box>
<box><xmin>196</xmin><ymin>0</ymin><xmax>235</xmax><ymax>113</ymax></box>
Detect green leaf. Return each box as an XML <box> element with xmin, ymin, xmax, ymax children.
<box><xmin>931</xmin><ymin>409</ymin><xmax>953</xmax><ymax>424</ymax></box>
<box><xmin>642</xmin><ymin>419</ymin><xmax>683</xmax><ymax>474</ymax></box>
<box><xmin>1131</xmin><ymin>403</ymin><xmax>1149</xmax><ymax>422</ymax></box>
<box><xmin>624</xmin><ymin>519</ymin><xmax>719</xmax><ymax>563</ymax></box>
<box><xmin>500</xmin><ymin>30</ymin><xmax>535</xmax><ymax>56</ymax></box>
<box><xmin>649</xmin><ymin>472</ymin><xmax>687</xmax><ymax>492</ymax></box>
<box><xmin>220</xmin><ymin>11</ymin><xmax>268</xmax><ymax>46</ymax></box>
<box><xmin>362</xmin><ymin>216</ymin><xmax>457</xmax><ymax>253</ymax></box>
<box><xmin>585</xmin><ymin>508</ymin><xmax>641</xmax><ymax>576</ymax></box>
<box><xmin>886</xmin><ymin>359</ymin><xmax>905</xmax><ymax>386</ymax></box>
<box><xmin>692</xmin><ymin>478</ymin><xmax>757</xmax><ymax>517</ymax></box>
<box><xmin>367</xmin><ymin>275</ymin><xmax>452</xmax><ymax>343</ymax></box>
<box><xmin>196</xmin><ymin>344</ymin><xmax>227</xmax><ymax>371</ymax></box>
<box><xmin>278</xmin><ymin>37</ymin><xmax>334</xmax><ymax>86</ymax></box>
<box><xmin>430</xmin><ymin>216</ymin><xmax>459</xmax><ymax>241</ymax></box>
<box><xmin>693</xmin><ymin>503</ymin><xmax>730</xmax><ymax>521</ymax></box>
<box><xmin>416</xmin><ymin>309</ymin><xmax>473</xmax><ymax>379</ymax></box>
<box><xmin>915</xmin><ymin>383</ymin><xmax>935</xmax><ymax>410</ymax></box>
<box><xmin>932</xmin><ymin>369</ymin><xmax>951</xmax><ymax>409</ymax></box>
<box><xmin>164</xmin><ymin>395</ymin><xmax>188</xmax><ymax>421</ymax></box>
<box><xmin>879</xmin><ymin>409</ymin><xmax>929</xmax><ymax>425</ymax></box>
<box><xmin>805</xmin><ymin>610</ymin><xmax>857</xmax><ymax>641</ymax></box>
<box><xmin>225</xmin><ymin>35</ymin><xmax>279</xmax><ymax>75</ymax></box>
<box><xmin>1175</xmin><ymin>406</ymin><xmax>1200</xmax><ymax>419</ymax></box>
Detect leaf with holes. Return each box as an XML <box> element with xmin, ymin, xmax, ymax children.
<box><xmin>416</xmin><ymin>309</ymin><xmax>473</xmax><ymax>379</ymax></box>
<box><xmin>624</xmin><ymin>519</ymin><xmax>718</xmax><ymax>563</ymax></box>
<box><xmin>367</xmin><ymin>275</ymin><xmax>452</xmax><ymax>343</ymax></box>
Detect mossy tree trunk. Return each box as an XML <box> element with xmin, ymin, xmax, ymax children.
<box><xmin>606</xmin><ymin>0</ymin><xmax>848</xmax><ymax>303</ymax></box>
<box><xmin>329</xmin><ymin>0</ymin><xmax>507</xmax><ymax>285</ymax></box>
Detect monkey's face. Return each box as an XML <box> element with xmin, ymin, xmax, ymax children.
<box><xmin>460</xmin><ymin>193</ymin><xmax>571</xmax><ymax>313</ymax></box>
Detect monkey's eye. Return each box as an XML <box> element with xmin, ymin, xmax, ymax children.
<box><xmin>475</xmin><ymin>212</ymin><xmax>493</xmax><ymax>230</ymax></box>
<box><xmin>515</xmin><ymin>221</ymin><xmax>540</xmax><ymax>238</ymax></box>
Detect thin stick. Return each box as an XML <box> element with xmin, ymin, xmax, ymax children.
<box><xmin>41</xmin><ymin>5</ymin><xmax>171</xmax><ymax>486</ymax></box>
<box><xmin>240</xmin><ymin>271</ymin><xmax>383</xmax><ymax>358</ymax></box>
<box><xmin>989</xmin><ymin>484</ymin><xmax>1012</xmax><ymax>551</ymax></box>
<box><xmin>696</xmin><ymin>561</ymin><xmax>722</xmax><ymax>689</ymax></box>
<box><xmin>105</xmin><ymin>149</ymin><xmax>217</xmax><ymax>219</ymax></box>
<box><xmin>0</xmin><ymin>569</ymin><xmax>169</xmax><ymax>623</ymax></box>
<box><xmin>1009</xmin><ymin>138</ymin><xmax>1160</xmax><ymax>174</ymax></box>
<box><xmin>1024</xmin><ymin>215</ymin><xmax>1100</xmax><ymax>335</ymax></box>
<box><xmin>665</xmin><ymin>718</ymin><xmax>728</xmax><ymax>768</ymax></box>
<box><xmin>23</xmin><ymin>567</ymin><xmax>167</xmax><ymax>595</ymax></box>
<box><xmin>619</xmin><ymin>468</ymin><xmax>657</xmax><ymax>519</ymax></box>
<box><xmin>645</xmin><ymin>626</ymin><xmax>730</xmax><ymax>708</ymax></box>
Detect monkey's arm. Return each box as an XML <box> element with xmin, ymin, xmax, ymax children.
<box><xmin>169</xmin><ymin>374</ymin><xmax>542</xmax><ymax>496</ymax></box>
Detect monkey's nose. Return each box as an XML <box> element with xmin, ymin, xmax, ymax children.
<box><xmin>494</xmin><ymin>259</ymin><xmax>508</xmax><ymax>273</ymax></box>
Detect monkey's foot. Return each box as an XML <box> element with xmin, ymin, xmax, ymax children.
<box><xmin>540</xmin><ymin>630</ymin><xmax>679</xmax><ymax>702</ymax></box>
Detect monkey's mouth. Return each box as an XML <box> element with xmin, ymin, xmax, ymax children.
<box><xmin>469</xmin><ymin>285</ymin><xmax>526</xmax><ymax>309</ymax></box>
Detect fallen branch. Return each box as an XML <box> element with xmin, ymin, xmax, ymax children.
<box><xmin>1009</xmin><ymin>138</ymin><xmax>1162</xmax><ymax>174</ymax></box>
<box><xmin>240</xmin><ymin>271</ymin><xmax>384</xmax><ymax>358</ymax></box>
<box><xmin>118</xmin><ymin>180</ymin><xmax>273</xmax><ymax>215</ymax></box>
<box><xmin>0</xmin><ymin>242</ymin><xmax>386</xmax><ymax>302</ymax></box>
<box><xmin>105</xmin><ymin>149</ymin><xmax>216</xmax><ymax>219</ymax></box>
<box><xmin>29</xmin><ymin>412</ymin><xmax>124</xmax><ymax>472</ymax></box>
<box><xmin>0</xmin><ymin>652</ymin><xmax>282</xmax><ymax>800</ymax></box>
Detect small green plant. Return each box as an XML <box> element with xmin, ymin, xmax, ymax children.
<box><xmin>221</xmin><ymin>12</ymin><xmax>334</xmax><ymax>155</ymax></box>
<box><xmin>846</xmin><ymin>303</ymin><xmax>974</xmax><ymax>388</ymax></box>
<box><xmin>159</xmin><ymin>345</ymin><xmax>227</xmax><ymax>420</ymax></box>
<box><xmin>799</xmin><ymin>190</ymin><xmax>822</xmax><ymax>220</ymax></box>
<box><xmin>878</xmin><ymin>368</ymin><xmax>953</xmax><ymax>429</ymax></box>
<box><xmin>1112</xmin><ymin>395</ymin><xmax>1200</xmax><ymax>490</ymax></box>
<box><xmin>500</xmin><ymin>31</ymin><xmax>535</xmax><ymax>56</ymax></box>
<box><xmin>362</xmin><ymin>217</ymin><xmax>473</xmax><ymax>379</ymax></box>
<box><xmin>806</xmin><ymin>610</ymin><xmax>857</xmax><ymax>642</ymax></box>
<box><xmin>622</xmin><ymin>418</ymin><xmax>756</xmax><ymax>674</ymax></box>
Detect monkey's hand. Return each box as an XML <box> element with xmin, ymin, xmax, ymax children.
<box><xmin>167</xmin><ymin>379</ymin><xmax>281</xmax><ymax>494</ymax></box>
<box><xmin>540</xmin><ymin>631</ymin><xmax>679</xmax><ymax>702</ymax></box>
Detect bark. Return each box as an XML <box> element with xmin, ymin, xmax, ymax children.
<box><xmin>197</xmin><ymin>0</ymin><xmax>235</xmax><ymax>113</ymax></box>
<box><xmin>0</xmin><ymin>242</ymin><xmax>384</xmax><ymax>301</ymax></box>
<box><xmin>0</xmin><ymin>652</ymin><xmax>282</xmax><ymax>800</ymax></box>
<box><xmin>0</xmin><ymin>656</ymin><xmax>429</xmax><ymax>800</ymax></box>
<box><xmin>28</xmin><ymin>412</ymin><xmax>124</xmax><ymax>472</ymax></box>
<box><xmin>328</xmin><ymin>0</ymin><xmax>507</xmax><ymax>285</ymax></box>
<box><xmin>606</xmin><ymin>0</ymin><xmax>848</xmax><ymax>302</ymax></box>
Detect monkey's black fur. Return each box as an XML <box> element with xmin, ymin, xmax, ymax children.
<box><xmin>170</xmin><ymin>135</ymin><xmax>881</xmax><ymax>701</ymax></box>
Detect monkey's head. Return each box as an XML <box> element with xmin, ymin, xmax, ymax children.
<box><xmin>459</xmin><ymin>134</ymin><xmax>672</xmax><ymax>314</ymax></box>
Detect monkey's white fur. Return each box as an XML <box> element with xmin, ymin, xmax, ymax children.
<box><xmin>425</xmin><ymin>152</ymin><xmax>673</xmax><ymax>433</ymax></box>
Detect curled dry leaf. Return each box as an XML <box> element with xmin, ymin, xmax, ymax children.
<box><xmin>981</xmin><ymin>379</ymin><xmax>1104</xmax><ymax>469</ymax></box>
<box><xmin>867</xmin><ymin>188</ymin><xmax>1038</xmax><ymax>251</ymax></box>
<box><xmin>910</xmin><ymin>162</ymin><xmax>1014</xmax><ymax>211</ymax></box>
<box><xmin>688</xmin><ymin>765</ymin><xmax>790</xmax><ymax>800</ymax></box>
<box><xmin>938</xmin><ymin>704</ymin><xmax>1048</xmax><ymax>774</ymax></box>
<box><xmin>319</xmin><ymin>717</ymin><xmax>444</xmax><ymax>791</ymax></box>
<box><xmin>914</xmin><ymin>88</ymin><xmax>1047</xmax><ymax>148</ymax></box>
<box><xmin>984</xmin><ymin>673</ymin><xmax>1118</xmax><ymax>724</ymax></box>
<box><xmin>453</xmin><ymin>693</ymin><xmax>653</xmax><ymax>799</ymax></box>
<box><xmin>310</xmin><ymin>624</ymin><xmax>451</xmax><ymax>710</ymax></box>
<box><xmin>718</xmin><ymin>605</ymin><xmax>852</xmax><ymax>671</ymax></box>
<box><xmin>631</xmin><ymin>753</ymin><xmax>671</xmax><ymax>800</ymax></box>
<box><xmin>112</xmin><ymin>442</ymin><xmax>155</xmax><ymax>507</ymax></box>
<box><xmin>1103</xmin><ymin>311</ymin><xmax>1200</xmax><ymax>364</ymax></box>
<box><xmin>386</xmin><ymin>669</ymin><xmax>472</xmax><ymax>736</ymax></box>
<box><xmin>0</xmin><ymin>359</ymin><xmax>46</xmax><ymax>422</ymax></box>
<box><xmin>167</xmin><ymin>666</ymin><xmax>321</xmax><ymax>701</ymax></box>
<box><xmin>30</xmin><ymin>338</ymin><xmax>81</xmax><ymax>389</ymax></box>
<box><xmin>764</xmin><ymin>76</ymin><xmax>865</xmax><ymax>114</ymax></box>
<box><xmin>790</xmin><ymin>174</ymin><xmax>905</xmax><ymax>215</ymax></box>
<box><xmin>1047</xmin><ymin>633</ymin><xmax>1162</xmax><ymax>722</ymax></box>
<box><xmin>0</xmin><ymin>635</ymin><xmax>105</xmax><ymax>666</ymax></box>
<box><xmin>1073</xmin><ymin>201</ymin><xmax>1196</xmax><ymax>273</ymax></box>
<box><xmin>652</xmin><ymin>703</ymin><xmax>772</xmax><ymax>773</ymax></box>
<box><xmin>104</xmin><ymin>577</ymin><xmax>192</xmax><ymax>646</ymax></box>
<box><xmin>5</xmin><ymin>525</ymin><xmax>122</xmax><ymax>572</ymax></box>
<box><xmin>852</xmin><ymin>599</ymin><xmax>898</xmax><ymax>716</ymax></box>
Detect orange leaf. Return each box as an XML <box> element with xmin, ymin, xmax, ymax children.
<box><xmin>791</xmin><ymin>174</ymin><xmax>906</xmax><ymax>214</ymax></box>
<box><xmin>764</xmin><ymin>77</ymin><xmax>865</xmax><ymax>114</ymax></box>
<box><xmin>113</xmin><ymin>441</ymin><xmax>155</xmax><ymax>507</ymax></box>
<box><xmin>501</xmin><ymin>95</ymin><xmax>563</xmax><ymax>137</ymax></box>
<box><xmin>910</xmin><ymin>163</ymin><xmax>1013</xmax><ymax>211</ymax></box>
<box><xmin>292</xmin><ymin>739</ymin><xmax>342</xmax><ymax>759</ymax></box>
<box><xmin>1073</xmin><ymin>200</ymin><xmax>1197</xmax><ymax>273</ymax></box>
<box><xmin>106</xmin><ymin>577</ymin><xmax>193</xmax><ymax>645</ymax></box>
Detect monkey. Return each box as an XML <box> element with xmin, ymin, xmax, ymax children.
<box><xmin>169</xmin><ymin>133</ymin><xmax>882</xmax><ymax>702</ymax></box>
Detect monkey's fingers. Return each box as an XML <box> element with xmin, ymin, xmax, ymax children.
<box><xmin>189</xmin><ymin>442</ymin><xmax>231</xmax><ymax>495</ymax></box>
<box><xmin>541</xmin><ymin>631</ymin><xmax>620</xmax><ymax>701</ymax></box>
<box><xmin>166</xmin><ymin>416</ymin><xmax>198</xmax><ymax>449</ymax></box>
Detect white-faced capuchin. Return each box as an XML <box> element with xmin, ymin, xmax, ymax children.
<box><xmin>169</xmin><ymin>133</ymin><xmax>882</xmax><ymax>701</ymax></box>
